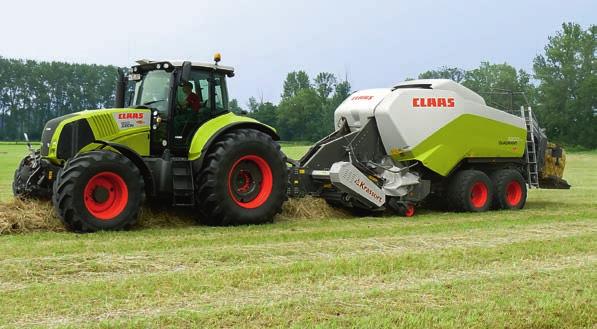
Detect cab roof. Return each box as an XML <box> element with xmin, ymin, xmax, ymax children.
<box><xmin>133</xmin><ymin>59</ymin><xmax>235</xmax><ymax>77</ymax></box>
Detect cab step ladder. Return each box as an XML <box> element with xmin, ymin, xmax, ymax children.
<box><xmin>521</xmin><ymin>106</ymin><xmax>540</xmax><ymax>188</ymax></box>
<box><xmin>171</xmin><ymin>158</ymin><xmax>196</xmax><ymax>206</ymax></box>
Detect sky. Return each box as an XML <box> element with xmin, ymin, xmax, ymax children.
<box><xmin>0</xmin><ymin>0</ymin><xmax>595</xmax><ymax>107</ymax></box>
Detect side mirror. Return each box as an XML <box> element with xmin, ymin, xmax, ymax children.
<box><xmin>180</xmin><ymin>61</ymin><xmax>192</xmax><ymax>84</ymax></box>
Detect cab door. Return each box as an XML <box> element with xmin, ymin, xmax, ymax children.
<box><xmin>170</xmin><ymin>69</ymin><xmax>229</xmax><ymax>155</ymax></box>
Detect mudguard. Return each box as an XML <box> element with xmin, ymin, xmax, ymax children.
<box><xmin>92</xmin><ymin>140</ymin><xmax>155</xmax><ymax>197</ymax></box>
<box><xmin>188</xmin><ymin>112</ymin><xmax>279</xmax><ymax>162</ymax></box>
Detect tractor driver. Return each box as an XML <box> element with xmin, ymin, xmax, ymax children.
<box><xmin>174</xmin><ymin>81</ymin><xmax>203</xmax><ymax>136</ymax></box>
<box><xmin>180</xmin><ymin>82</ymin><xmax>201</xmax><ymax>112</ymax></box>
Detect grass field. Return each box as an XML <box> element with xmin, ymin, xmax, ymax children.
<box><xmin>0</xmin><ymin>144</ymin><xmax>595</xmax><ymax>328</ymax></box>
<box><xmin>0</xmin><ymin>144</ymin><xmax>29</xmax><ymax>200</ymax></box>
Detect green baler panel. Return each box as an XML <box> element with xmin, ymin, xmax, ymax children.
<box><xmin>394</xmin><ymin>114</ymin><xmax>527</xmax><ymax>176</ymax></box>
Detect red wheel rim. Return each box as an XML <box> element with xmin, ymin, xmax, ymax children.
<box><xmin>227</xmin><ymin>155</ymin><xmax>273</xmax><ymax>209</ymax></box>
<box><xmin>405</xmin><ymin>204</ymin><xmax>415</xmax><ymax>217</ymax></box>
<box><xmin>470</xmin><ymin>181</ymin><xmax>488</xmax><ymax>209</ymax></box>
<box><xmin>505</xmin><ymin>180</ymin><xmax>523</xmax><ymax>206</ymax></box>
<box><xmin>83</xmin><ymin>172</ymin><xmax>129</xmax><ymax>220</ymax></box>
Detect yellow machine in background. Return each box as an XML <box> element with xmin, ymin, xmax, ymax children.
<box><xmin>539</xmin><ymin>143</ymin><xmax>569</xmax><ymax>188</ymax></box>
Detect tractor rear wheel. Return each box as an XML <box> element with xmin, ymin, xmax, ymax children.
<box><xmin>52</xmin><ymin>151</ymin><xmax>145</xmax><ymax>232</ymax></box>
<box><xmin>196</xmin><ymin>129</ymin><xmax>287</xmax><ymax>225</ymax></box>
<box><xmin>447</xmin><ymin>170</ymin><xmax>494</xmax><ymax>212</ymax></box>
<box><xmin>490</xmin><ymin>169</ymin><xmax>527</xmax><ymax>210</ymax></box>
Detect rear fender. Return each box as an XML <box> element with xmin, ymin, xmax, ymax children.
<box><xmin>188</xmin><ymin>112</ymin><xmax>279</xmax><ymax>166</ymax></box>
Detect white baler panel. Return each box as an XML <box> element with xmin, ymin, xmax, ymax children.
<box><xmin>374</xmin><ymin>88</ymin><xmax>526</xmax><ymax>154</ymax></box>
<box><xmin>393</xmin><ymin>79</ymin><xmax>487</xmax><ymax>105</ymax></box>
<box><xmin>334</xmin><ymin>88</ymin><xmax>392</xmax><ymax>131</ymax></box>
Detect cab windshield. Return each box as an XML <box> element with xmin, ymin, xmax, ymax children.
<box><xmin>132</xmin><ymin>70</ymin><xmax>172</xmax><ymax>114</ymax></box>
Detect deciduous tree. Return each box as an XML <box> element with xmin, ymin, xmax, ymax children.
<box><xmin>533</xmin><ymin>22</ymin><xmax>596</xmax><ymax>148</ymax></box>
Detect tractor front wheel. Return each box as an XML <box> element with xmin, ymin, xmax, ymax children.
<box><xmin>196</xmin><ymin>129</ymin><xmax>287</xmax><ymax>225</ymax></box>
<box><xmin>52</xmin><ymin>151</ymin><xmax>145</xmax><ymax>232</ymax></box>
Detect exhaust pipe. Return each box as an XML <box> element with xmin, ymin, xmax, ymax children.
<box><xmin>115</xmin><ymin>68</ymin><xmax>126</xmax><ymax>108</ymax></box>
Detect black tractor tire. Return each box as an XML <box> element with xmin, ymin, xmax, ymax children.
<box><xmin>196</xmin><ymin>129</ymin><xmax>287</xmax><ymax>226</ymax></box>
<box><xmin>52</xmin><ymin>151</ymin><xmax>145</xmax><ymax>233</ymax></box>
<box><xmin>12</xmin><ymin>154</ymin><xmax>53</xmax><ymax>199</ymax></box>
<box><xmin>12</xmin><ymin>157</ymin><xmax>29</xmax><ymax>197</ymax></box>
<box><xmin>447</xmin><ymin>170</ymin><xmax>494</xmax><ymax>212</ymax></box>
<box><xmin>489</xmin><ymin>169</ymin><xmax>527</xmax><ymax>210</ymax></box>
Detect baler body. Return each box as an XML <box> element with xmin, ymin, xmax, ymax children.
<box><xmin>334</xmin><ymin>79</ymin><xmax>527</xmax><ymax>176</ymax></box>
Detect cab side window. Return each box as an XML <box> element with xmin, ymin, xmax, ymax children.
<box><xmin>213</xmin><ymin>75</ymin><xmax>228</xmax><ymax>113</ymax></box>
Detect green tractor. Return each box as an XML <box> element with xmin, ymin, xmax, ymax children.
<box><xmin>13</xmin><ymin>55</ymin><xmax>288</xmax><ymax>232</ymax></box>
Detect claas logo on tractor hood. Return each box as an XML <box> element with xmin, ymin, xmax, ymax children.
<box><xmin>113</xmin><ymin>112</ymin><xmax>149</xmax><ymax>130</ymax></box>
<box><xmin>117</xmin><ymin>113</ymin><xmax>145</xmax><ymax>120</ymax></box>
<box><xmin>412</xmin><ymin>97</ymin><xmax>455</xmax><ymax>108</ymax></box>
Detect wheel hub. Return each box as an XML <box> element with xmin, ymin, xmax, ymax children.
<box><xmin>505</xmin><ymin>180</ymin><xmax>522</xmax><ymax>205</ymax></box>
<box><xmin>83</xmin><ymin>172</ymin><xmax>129</xmax><ymax>220</ymax></box>
<box><xmin>470</xmin><ymin>181</ymin><xmax>488</xmax><ymax>208</ymax></box>
<box><xmin>230</xmin><ymin>162</ymin><xmax>262</xmax><ymax>202</ymax></box>
<box><xmin>227</xmin><ymin>155</ymin><xmax>273</xmax><ymax>209</ymax></box>
<box><xmin>92</xmin><ymin>186</ymin><xmax>110</xmax><ymax>203</ymax></box>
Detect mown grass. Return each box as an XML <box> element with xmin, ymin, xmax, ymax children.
<box><xmin>0</xmin><ymin>144</ymin><xmax>595</xmax><ymax>328</ymax></box>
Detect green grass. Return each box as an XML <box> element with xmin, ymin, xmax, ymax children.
<box><xmin>0</xmin><ymin>141</ymin><xmax>40</xmax><ymax>145</ymax></box>
<box><xmin>0</xmin><ymin>144</ymin><xmax>29</xmax><ymax>200</ymax></box>
<box><xmin>0</xmin><ymin>144</ymin><xmax>595</xmax><ymax>328</ymax></box>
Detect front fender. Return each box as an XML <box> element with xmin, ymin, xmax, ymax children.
<box><xmin>188</xmin><ymin>112</ymin><xmax>279</xmax><ymax>161</ymax></box>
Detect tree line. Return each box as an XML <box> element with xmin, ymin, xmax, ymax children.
<box><xmin>0</xmin><ymin>59</ymin><xmax>117</xmax><ymax>140</ymax></box>
<box><xmin>241</xmin><ymin>71</ymin><xmax>352</xmax><ymax>141</ymax></box>
<box><xmin>0</xmin><ymin>22</ymin><xmax>594</xmax><ymax>148</ymax></box>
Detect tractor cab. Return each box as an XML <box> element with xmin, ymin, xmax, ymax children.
<box><xmin>123</xmin><ymin>55</ymin><xmax>235</xmax><ymax>156</ymax></box>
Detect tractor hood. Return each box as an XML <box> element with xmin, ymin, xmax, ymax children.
<box><xmin>40</xmin><ymin>108</ymin><xmax>151</xmax><ymax>162</ymax></box>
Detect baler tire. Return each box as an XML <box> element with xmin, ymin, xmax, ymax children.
<box><xmin>447</xmin><ymin>170</ymin><xmax>494</xmax><ymax>212</ymax></box>
<box><xmin>52</xmin><ymin>151</ymin><xmax>145</xmax><ymax>233</ymax></box>
<box><xmin>196</xmin><ymin>129</ymin><xmax>287</xmax><ymax>226</ymax></box>
<box><xmin>490</xmin><ymin>169</ymin><xmax>527</xmax><ymax>210</ymax></box>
